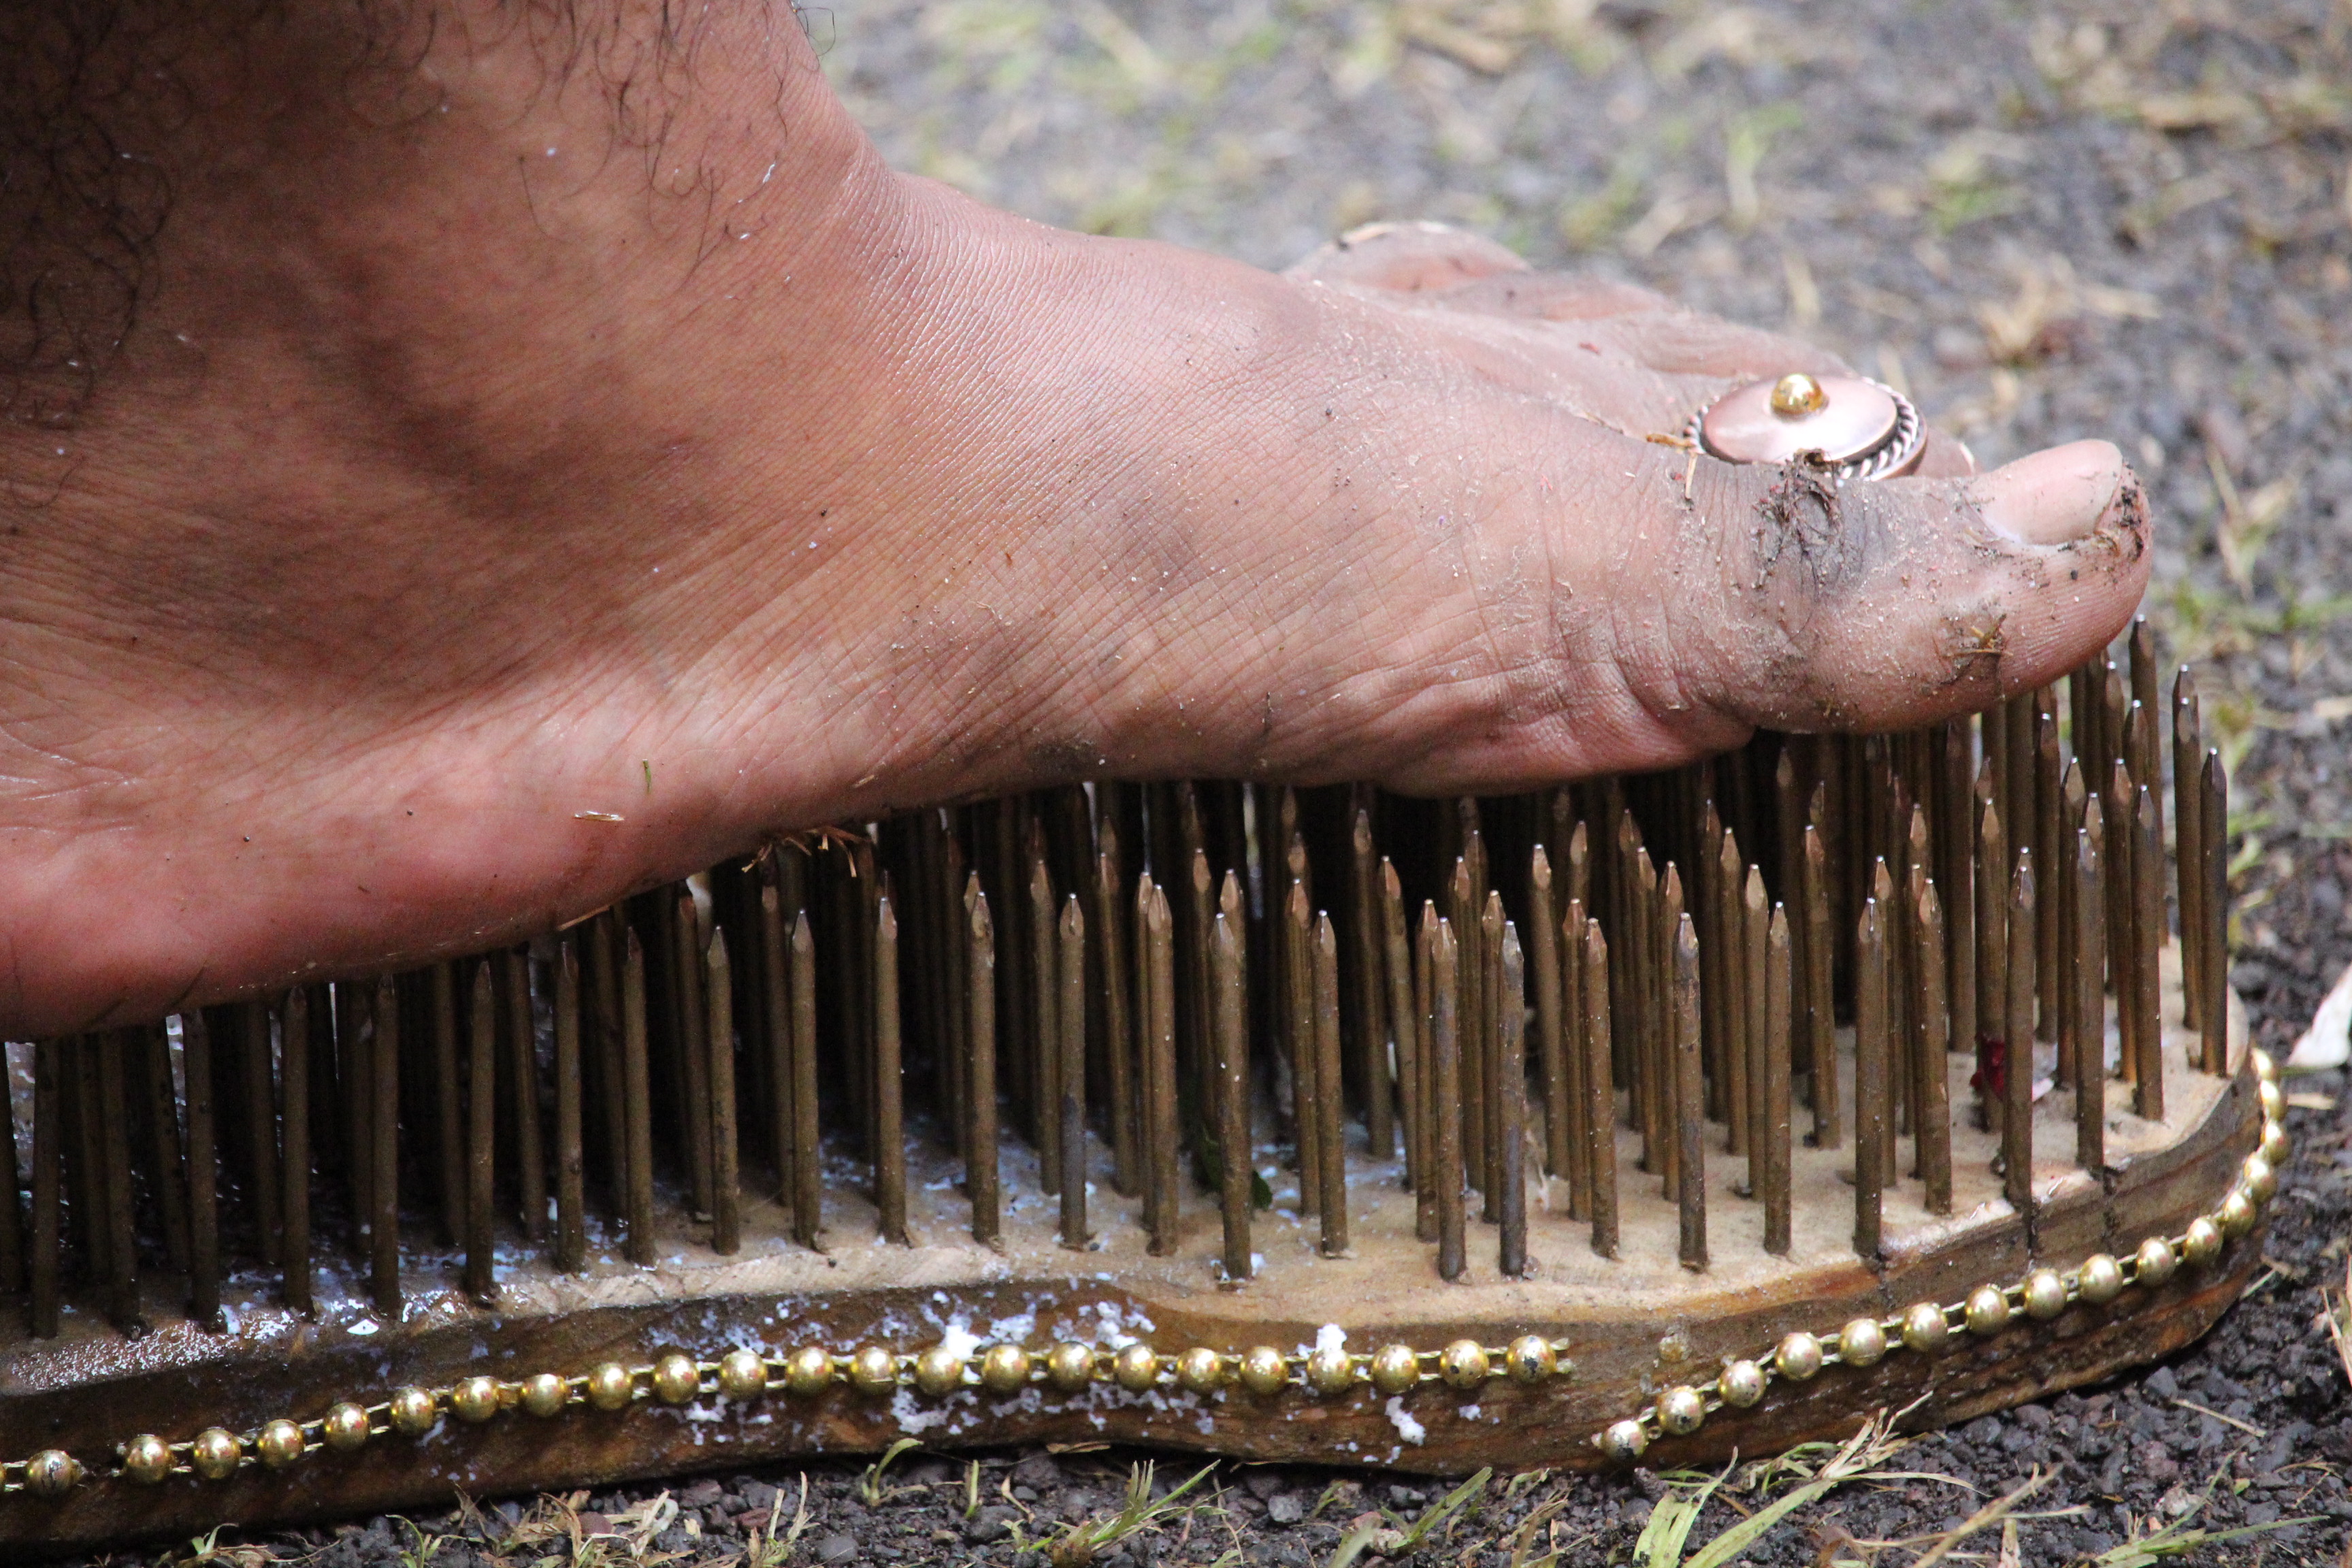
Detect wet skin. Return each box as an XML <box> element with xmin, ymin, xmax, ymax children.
<box><xmin>0</xmin><ymin>2</ymin><xmax>2149</xmax><ymax>1035</ymax></box>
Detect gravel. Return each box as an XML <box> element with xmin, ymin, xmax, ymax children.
<box><xmin>61</xmin><ymin>0</ymin><xmax>2352</xmax><ymax>1561</ymax></box>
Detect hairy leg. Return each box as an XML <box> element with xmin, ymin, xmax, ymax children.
<box><xmin>0</xmin><ymin>1</ymin><xmax>2147</xmax><ymax>1034</ymax></box>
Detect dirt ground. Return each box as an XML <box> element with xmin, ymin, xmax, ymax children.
<box><xmin>71</xmin><ymin>1</ymin><xmax>2352</xmax><ymax>1564</ymax></box>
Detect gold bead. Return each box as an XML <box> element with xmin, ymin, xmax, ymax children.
<box><xmin>1963</xmin><ymin>1284</ymin><xmax>2010</xmax><ymax>1337</ymax></box>
<box><xmin>2217</xmin><ymin>1189</ymin><xmax>2257</xmax><ymax>1239</ymax></box>
<box><xmin>1045</xmin><ymin>1343</ymin><xmax>1097</xmax><ymax>1393</ymax></box>
<box><xmin>451</xmin><ymin>1375</ymin><xmax>504</xmax><ymax>1424</ymax></box>
<box><xmin>785</xmin><ymin>1345</ymin><xmax>835</xmax><ymax>1396</ymax></box>
<box><xmin>190</xmin><ymin>1428</ymin><xmax>242</xmax><ymax>1482</ymax></box>
<box><xmin>1239</xmin><ymin>1345</ymin><xmax>1290</xmax><ymax>1396</ymax></box>
<box><xmin>1838</xmin><ymin>1318</ymin><xmax>1886</xmax><ymax>1368</ymax></box>
<box><xmin>1305</xmin><ymin>1344</ymin><xmax>1355</xmax><ymax>1396</ymax></box>
<box><xmin>120</xmin><ymin>1434</ymin><xmax>174</xmax><ymax>1484</ymax></box>
<box><xmin>2252</xmin><ymin>1047</ymin><xmax>2279</xmax><ymax>1085</ymax></box>
<box><xmin>1774</xmin><ymin>1331</ymin><xmax>1823</xmax><ymax>1382</ymax></box>
<box><xmin>849</xmin><ymin>1345</ymin><xmax>900</xmax><ymax>1396</ymax></box>
<box><xmin>586</xmin><ymin>1362</ymin><xmax>636</xmax><ymax>1410</ymax></box>
<box><xmin>1769</xmin><ymin>372</ymin><xmax>1829</xmax><ymax>419</ymax></box>
<box><xmin>1369</xmin><ymin>1344</ymin><xmax>1419</xmax><ymax>1395</ymax></box>
<box><xmin>979</xmin><ymin>1345</ymin><xmax>1032</xmax><ymax>1395</ymax></box>
<box><xmin>388</xmin><ymin>1386</ymin><xmax>438</xmax><ymax>1437</ymax></box>
<box><xmin>651</xmin><ymin>1353</ymin><xmax>702</xmax><ymax>1405</ymax></box>
<box><xmin>914</xmin><ymin>1346</ymin><xmax>966</xmax><ymax>1398</ymax></box>
<box><xmin>1177</xmin><ymin>1347</ymin><xmax>1226</xmax><ymax>1394</ymax></box>
<box><xmin>718</xmin><ymin>1348</ymin><xmax>769</xmax><ymax>1399</ymax></box>
<box><xmin>1504</xmin><ymin>1336</ymin><xmax>1556</xmax><ymax>1384</ymax></box>
<box><xmin>2262</xmin><ymin>1120</ymin><xmax>2291</xmax><ymax>1166</ymax></box>
<box><xmin>2135</xmin><ymin>1235</ymin><xmax>2178</xmax><ymax>1288</ymax></box>
<box><xmin>1901</xmin><ymin>1301</ymin><xmax>1950</xmax><ymax>1355</ymax></box>
<box><xmin>1718</xmin><ymin>1360</ymin><xmax>1767</xmax><ymax>1409</ymax></box>
<box><xmin>25</xmin><ymin>1448</ymin><xmax>83</xmax><ymax>1497</ymax></box>
<box><xmin>1113</xmin><ymin>1343</ymin><xmax>1160</xmax><ymax>1394</ymax></box>
<box><xmin>2077</xmin><ymin>1253</ymin><xmax>2124</xmax><ymax>1306</ymax></box>
<box><xmin>2021</xmin><ymin>1268</ymin><xmax>2068</xmax><ymax>1322</ymax></box>
<box><xmin>2258</xmin><ymin>1079</ymin><xmax>2286</xmax><ymax>1123</ymax></box>
<box><xmin>1598</xmin><ymin>1419</ymin><xmax>1647</xmax><ymax>1462</ymax></box>
<box><xmin>255</xmin><ymin>1418</ymin><xmax>305</xmax><ymax>1468</ymax></box>
<box><xmin>1655</xmin><ymin>1385</ymin><xmax>1705</xmax><ymax>1436</ymax></box>
<box><xmin>2183</xmin><ymin>1215</ymin><xmax>2223</xmax><ymax>1268</ymax></box>
<box><xmin>521</xmin><ymin>1372</ymin><xmax>570</xmax><ymax>1418</ymax></box>
<box><xmin>322</xmin><ymin>1402</ymin><xmax>372</xmax><ymax>1450</ymax></box>
<box><xmin>1437</xmin><ymin>1339</ymin><xmax>1490</xmax><ymax>1389</ymax></box>
<box><xmin>2242</xmin><ymin>1153</ymin><xmax>2277</xmax><ymax>1205</ymax></box>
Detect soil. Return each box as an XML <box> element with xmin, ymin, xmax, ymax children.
<box><xmin>65</xmin><ymin>0</ymin><xmax>2352</xmax><ymax>1563</ymax></box>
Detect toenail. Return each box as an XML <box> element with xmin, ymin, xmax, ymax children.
<box><xmin>1974</xmin><ymin>440</ymin><xmax>2125</xmax><ymax>546</ymax></box>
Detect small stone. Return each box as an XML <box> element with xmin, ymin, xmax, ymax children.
<box><xmin>2014</xmin><ymin>1403</ymin><xmax>2051</xmax><ymax>1430</ymax></box>
<box><xmin>1243</xmin><ymin>1469</ymin><xmax>1285</xmax><ymax>1501</ymax></box>
<box><xmin>1012</xmin><ymin>1454</ymin><xmax>1062</xmax><ymax>1490</ymax></box>
<box><xmin>1962</xmin><ymin>1416</ymin><xmax>2002</xmax><ymax>1447</ymax></box>
<box><xmin>679</xmin><ymin>1478</ymin><xmax>724</xmax><ymax>1506</ymax></box>
<box><xmin>1267</xmin><ymin>1492</ymin><xmax>1305</xmax><ymax>1525</ymax></box>
<box><xmin>1011</xmin><ymin>1485</ymin><xmax>1039</xmax><ymax>1503</ymax></box>
<box><xmin>968</xmin><ymin>1507</ymin><xmax>1017</xmax><ymax>1544</ymax></box>
<box><xmin>1618</xmin><ymin>1499</ymin><xmax>1653</xmax><ymax>1529</ymax></box>
<box><xmin>814</xmin><ymin>1533</ymin><xmax>861</xmax><ymax>1565</ymax></box>
<box><xmin>739</xmin><ymin>1480</ymin><xmax>778</xmax><ymax>1512</ymax></box>
<box><xmin>2144</xmin><ymin>1366</ymin><xmax>2179</xmax><ymax>1400</ymax></box>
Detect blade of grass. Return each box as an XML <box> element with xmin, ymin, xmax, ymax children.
<box><xmin>1639</xmin><ymin>1463</ymin><xmax>1732</xmax><ymax>1568</ymax></box>
<box><xmin>1679</xmin><ymin>1411</ymin><xmax>1913</xmax><ymax>1568</ymax></box>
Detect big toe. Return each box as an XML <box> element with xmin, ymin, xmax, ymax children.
<box><xmin>1674</xmin><ymin>439</ymin><xmax>2149</xmax><ymax>734</ymax></box>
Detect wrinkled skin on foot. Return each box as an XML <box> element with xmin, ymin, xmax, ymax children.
<box><xmin>0</xmin><ymin>3</ymin><xmax>2149</xmax><ymax>1035</ymax></box>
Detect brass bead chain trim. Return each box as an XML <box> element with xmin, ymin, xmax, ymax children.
<box><xmin>1592</xmin><ymin>1049</ymin><xmax>2294</xmax><ymax>1463</ymax></box>
<box><xmin>0</xmin><ymin>1053</ymin><xmax>2293</xmax><ymax>1501</ymax></box>
<box><xmin>0</xmin><ymin>1332</ymin><xmax>1578</xmax><ymax>1499</ymax></box>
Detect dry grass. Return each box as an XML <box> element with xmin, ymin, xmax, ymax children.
<box><xmin>2323</xmin><ymin>1252</ymin><xmax>2352</xmax><ymax>1392</ymax></box>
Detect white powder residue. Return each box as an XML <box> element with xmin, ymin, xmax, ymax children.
<box><xmin>893</xmin><ymin>1387</ymin><xmax>954</xmax><ymax>1434</ymax></box>
<box><xmin>936</xmin><ymin>1320</ymin><xmax>982</xmax><ymax>1362</ymax></box>
<box><xmin>1314</xmin><ymin>1323</ymin><xmax>1348</xmax><ymax>1356</ymax></box>
<box><xmin>1384</xmin><ymin>1397</ymin><xmax>1426</xmax><ymax>1446</ymax></box>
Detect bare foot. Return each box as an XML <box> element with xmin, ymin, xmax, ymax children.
<box><xmin>0</xmin><ymin>3</ymin><xmax>2147</xmax><ymax>1035</ymax></box>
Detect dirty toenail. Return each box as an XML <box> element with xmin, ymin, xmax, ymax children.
<box><xmin>1974</xmin><ymin>440</ymin><xmax>2124</xmax><ymax>545</ymax></box>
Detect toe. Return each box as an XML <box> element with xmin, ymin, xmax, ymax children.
<box><xmin>1284</xmin><ymin>220</ymin><xmax>1530</xmax><ymax>293</ymax></box>
<box><xmin>1671</xmin><ymin>439</ymin><xmax>2148</xmax><ymax>734</ymax></box>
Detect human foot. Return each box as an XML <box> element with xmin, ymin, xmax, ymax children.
<box><xmin>0</xmin><ymin>3</ymin><xmax>2149</xmax><ymax>1035</ymax></box>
